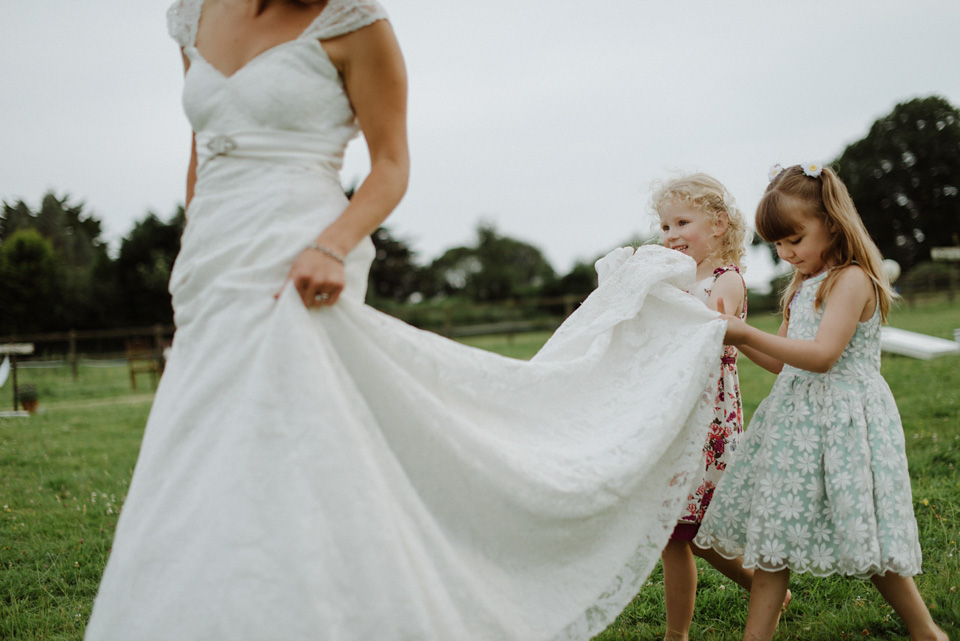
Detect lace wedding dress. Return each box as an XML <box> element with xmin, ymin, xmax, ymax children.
<box><xmin>84</xmin><ymin>1</ymin><xmax>726</xmax><ymax>639</ymax></box>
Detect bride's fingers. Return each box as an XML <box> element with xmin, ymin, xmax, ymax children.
<box><xmin>716</xmin><ymin>298</ymin><xmax>726</xmax><ymax>315</ymax></box>
<box><xmin>310</xmin><ymin>283</ymin><xmax>342</xmax><ymax>307</ymax></box>
<box><xmin>323</xmin><ymin>287</ymin><xmax>342</xmax><ymax>306</ymax></box>
<box><xmin>278</xmin><ymin>266</ymin><xmax>345</xmax><ymax>307</ymax></box>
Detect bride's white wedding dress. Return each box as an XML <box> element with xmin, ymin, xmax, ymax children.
<box><xmin>84</xmin><ymin>1</ymin><xmax>726</xmax><ymax>639</ymax></box>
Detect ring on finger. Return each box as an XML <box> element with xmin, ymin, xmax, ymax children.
<box><xmin>314</xmin><ymin>292</ymin><xmax>331</xmax><ymax>303</ymax></box>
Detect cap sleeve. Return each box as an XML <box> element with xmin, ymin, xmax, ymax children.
<box><xmin>166</xmin><ymin>0</ymin><xmax>203</xmax><ymax>48</ymax></box>
<box><xmin>304</xmin><ymin>0</ymin><xmax>389</xmax><ymax>40</ymax></box>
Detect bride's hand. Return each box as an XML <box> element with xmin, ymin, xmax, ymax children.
<box><xmin>277</xmin><ymin>249</ymin><xmax>346</xmax><ymax>307</ymax></box>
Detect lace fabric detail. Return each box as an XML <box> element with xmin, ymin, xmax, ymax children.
<box><xmin>166</xmin><ymin>0</ymin><xmax>202</xmax><ymax>48</ymax></box>
<box><xmin>165</xmin><ymin>0</ymin><xmax>387</xmax><ymax>48</ymax></box>
<box><xmin>304</xmin><ymin>0</ymin><xmax>388</xmax><ymax>40</ymax></box>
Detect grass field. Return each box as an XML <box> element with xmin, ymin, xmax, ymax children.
<box><xmin>1</xmin><ymin>298</ymin><xmax>957</xmax><ymax>640</ymax></box>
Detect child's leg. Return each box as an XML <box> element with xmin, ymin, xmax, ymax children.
<box><xmin>870</xmin><ymin>573</ymin><xmax>948</xmax><ymax>641</ymax></box>
<box><xmin>693</xmin><ymin>545</ymin><xmax>752</xmax><ymax>591</ymax></box>
<box><xmin>661</xmin><ymin>539</ymin><xmax>697</xmax><ymax>641</ymax></box>
<box><xmin>742</xmin><ymin>568</ymin><xmax>789</xmax><ymax>641</ymax></box>
<box><xmin>693</xmin><ymin>546</ymin><xmax>792</xmax><ymax>609</ymax></box>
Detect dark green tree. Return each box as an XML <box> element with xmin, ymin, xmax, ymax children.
<box><xmin>0</xmin><ymin>229</ymin><xmax>63</xmax><ymax>334</ymax></box>
<box><xmin>429</xmin><ymin>222</ymin><xmax>555</xmax><ymax>301</ymax></box>
<box><xmin>367</xmin><ymin>226</ymin><xmax>427</xmax><ymax>303</ymax></box>
<box><xmin>1</xmin><ymin>192</ymin><xmax>113</xmax><ymax>329</ymax></box>
<box><xmin>834</xmin><ymin>96</ymin><xmax>960</xmax><ymax>271</ymax></box>
<box><xmin>0</xmin><ymin>200</ymin><xmax>34</xmax><ymax>241</ymax></box>
<box><xmin>115</xmin><ymin>207</ymin><xmax>186</xmax><ymax>326</ymax></box>
<box><xmin>542</xmin><ymin>260</ymin><xmax>597</xmax><ymax>297</ymax></box>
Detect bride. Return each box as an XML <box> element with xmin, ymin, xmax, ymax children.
<box><xmin>84</xmin><ymin>1</ymin><xmax>727</xmax><ymax>639</ymax></box>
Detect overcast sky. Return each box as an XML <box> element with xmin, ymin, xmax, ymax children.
<box><xmin>2</xmin><ymin>1</ymin><xmax>959</xmax><ymax>289</ymax></box>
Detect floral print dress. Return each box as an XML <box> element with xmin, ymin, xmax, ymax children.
<box><xmin>673</xmin><ymin>266</ymin><xmax>746</xmax><ymax>539</ymax></box>
<box><xmin>695</xmin><ymin>270</ymin><xmax>922</xmax><ymax>577</ymax></box>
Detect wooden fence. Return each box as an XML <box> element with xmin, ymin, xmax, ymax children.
<box><xmin>0</xmin><ymin>325</ymin><xmax>173</xmax><ymax>381</ymax></box>
<box><xmin>897</xmin><ymin>270</ymin><xmax>960</xmax><ymax>306</ymax></box>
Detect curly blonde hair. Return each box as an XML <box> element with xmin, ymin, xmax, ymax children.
<box><xmin>650</xmin><ymin>172</ymin><xmax>748</xmax><ymax>269</ymax></box>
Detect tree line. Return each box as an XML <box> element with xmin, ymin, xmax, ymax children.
<box><xmin>2</xmin><ymin>95</ymin><xmax>958</xmax><ymax>336</ymax></box>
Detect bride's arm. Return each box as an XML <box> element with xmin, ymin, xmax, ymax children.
<box><xmin>283</xmin><ymin>20</ymin><xmax>409</xmax><ymax>307</ymax></box>
<box><xmin>181</xmin><ymin>49</ymin><xmax>198</xmax><ymax>213</ymax></box>
<box><xmin>185</xmin><ymin>135</ymin><xmax>198</xmax><ymax>212</ymax></box>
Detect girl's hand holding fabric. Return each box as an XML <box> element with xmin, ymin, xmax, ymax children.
<box><xmin>720</xmin><ymin>315</ymin><xmax>749</xmax><ymax>345</ymax></box>
<box><xmin>715</xmin><ymin>298</ymin><xmax>746</xmax><ymax>345</ymax></box>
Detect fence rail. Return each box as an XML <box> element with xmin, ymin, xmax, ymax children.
<box><xmin>0</xmin><ymin>325</ymin><xmax>174</xmax><ymax>381</ymax></box>
<box><xmin>897</xmin><ymin>271</ymin><xmax>959</xmax><ymax>306</ymax></box>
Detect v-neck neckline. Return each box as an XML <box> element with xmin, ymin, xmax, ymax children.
<box><xmin>192</xmin><ymin>0</ymin><xmax>331</xmax><ymax>79</ymax></box>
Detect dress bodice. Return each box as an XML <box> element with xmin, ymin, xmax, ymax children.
<box><xmin>166</xmin><ymin>0</ymin><xmax>387</xmax><ymax>175</ymax></box>
<box><xmin>782</xmin><ymin>270</ymin><xmax>883</xmax><ymax>380</ymax></box>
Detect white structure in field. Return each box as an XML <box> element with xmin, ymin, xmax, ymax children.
<box><xmin>880</xmin><ymin>327</ymin><xmax>960</xmax><ymax>360</ymax></box>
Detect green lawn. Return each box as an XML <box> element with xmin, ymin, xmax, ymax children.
<box><xmin>1</xmin><ymin>298</ymin><xmax>957</xmax><ymax>640</ymax></box>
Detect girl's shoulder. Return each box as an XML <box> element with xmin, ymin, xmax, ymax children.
<box><xmin>712</xmin><ymin>265</ymin><xmax>746</xmax><ymax>297</ymax></box>
<box><xmin>821</xmin><ymin>264</ymin><xmax>876</xmax><ymax>321</ymax></box>
<box><xmin>830</xmin><ymin>263</ymin><xmax>872</xmax><ymax>291</ymax></box>
<box><xmin>709</xmin><ymin>265</ymin><xmax>747</xmax><ymax>316</ymax></box>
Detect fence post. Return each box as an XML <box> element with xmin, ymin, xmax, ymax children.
<box><xmin>69</xmin><ymin>329</ymin><xmax>79</xmax><ymax>381</ymax></box>
<box><xmin>564</xmin><ymin>295</ymin><xmax>575</xmax><ymax>317</ymax></box>
<box><xmin>153</xmin><ymin>324</ymin><xmax>165</xmax><ymax>369</ymax></box>
<box><xmin>443</xmin><ymin>307</ymin><xmax>453</xmax><ymax>337</ymax></box>
<box><xmin>11</xmin><ymin>353</ymin><xmax>19</xmax><ymax>411</ymax></box>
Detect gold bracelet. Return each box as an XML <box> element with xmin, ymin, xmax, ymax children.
<box><xmin>306</xmin><ymin>243</ymin><xmax>345</xmax><ymax>264</ymax></box>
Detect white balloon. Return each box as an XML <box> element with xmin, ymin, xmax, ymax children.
<box><xmin>882</xmin><ymin>259</ymin><xmax>901</xmax><ymax>283</ymax></box>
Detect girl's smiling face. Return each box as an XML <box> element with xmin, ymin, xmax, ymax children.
<box><xmin>658</xmin><ymin>201</ymin><xmax>722</xmax><ymax>267</ymax></box>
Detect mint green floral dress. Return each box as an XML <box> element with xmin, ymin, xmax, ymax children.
<box><xmin>695</xmin><ymin>271</ymin><xmax>923</xmax><ymax>578</ymax></box>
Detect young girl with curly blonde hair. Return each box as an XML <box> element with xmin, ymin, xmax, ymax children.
<box><xmin>651</xmin><ymin>173</ymin><xmax>780</xmax><ymax>640</ymax></box>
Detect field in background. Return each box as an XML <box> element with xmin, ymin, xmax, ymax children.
<box><xmin>1</xmin><ymin>298</ymin><xmax>957</xmax><ymax>640</ymax></box>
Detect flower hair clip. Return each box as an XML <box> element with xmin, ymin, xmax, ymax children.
<box><xmin>801</xmin><ymin>162</ymin><xmax>823</xmax><ymax>178</ymax></box>
<box><xmin>767</xmin><ymin>164</ymin><xmax>784</xmax><ymax>182</ymax></box>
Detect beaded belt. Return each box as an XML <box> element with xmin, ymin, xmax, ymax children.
<box><xmin>195</xmin><ymin>130</ymin><xmax>345</xmax><ymax>173</ymax></box>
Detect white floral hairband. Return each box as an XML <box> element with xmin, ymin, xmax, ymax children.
<box><xmin>801</xmin><ymin>162</ymin><xmax>823</xmax><ymax>178</ymax></box>
<box><xmin>767</xmin><ymin>162</ymin><xmax>823</xmax><ymax>182</ymax></box>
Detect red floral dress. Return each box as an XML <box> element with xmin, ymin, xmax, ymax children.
<box><xmin>673</xmin><ymin>266</ymin><xmax>746</xmax><ymax>541</ymax></box>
